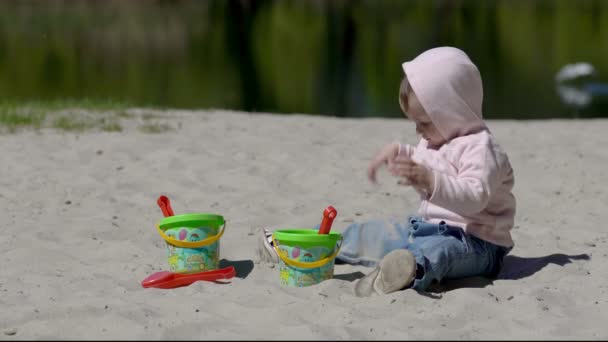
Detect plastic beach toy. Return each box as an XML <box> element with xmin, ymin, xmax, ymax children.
<box><xmin>142</xmin><ymin>195</ymin><xmax>231</xmax><ymax>289</ymax></box>
<box><xmin>157</xmin><ymin>195</ymin><xmax>175</xmax><ymax>217</ymax></box>
<box><xmin>272</xmin><ymin>206</ymin><xmax>342</xmax><ymax>287</ymax></box>
<box><xmin>141</xmin><ymin>266</ymin><xmax>235</xmax><ymax>289</ymax></box>
<box><xmin>153</xmin><ymin>195</ymin><xmax>227</xmax><ymax>274</ymax></box>
<box><xmin>318</xmin><ymin>206</ymin><xmax>337</xmax><ymax>234</ymax></box>
<box><xmin>157</xmin><ymin>213</ymin><xmax>226</xmax><ymax>273</ymax></box>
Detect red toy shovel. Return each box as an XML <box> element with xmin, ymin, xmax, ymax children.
<box><xmin>157</xmin><ymin>195</ymin><xmax>175</xmax><ymax>217</ymax></box>
<box><xmin>141</xmin><ymin>266</ymin><xmax>236</xmax><ymax>289</ymax></box>
<box><xmin>318</xmin><ymin>206</ymin><xmax>337</xmax><ymax>234</ymax></box>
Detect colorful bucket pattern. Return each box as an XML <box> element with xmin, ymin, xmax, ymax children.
<box><xmin>273</xmin><ymin>229</ymin><xmax>342</xmax><ymax>287</ymax></box>
<box><xmin>163</xmin><ymin>226</ymin><xmax>220</xmax><ymax>273</ymax></box>
<box><xmin>277</xmin><ymin>244</ymin><xmax>336</xmax><ymax>287</ymax></box>
<box><xmin>156</xmin><ymin>214</ymin><xmax>225</xmax><ymax>274</ymax></box>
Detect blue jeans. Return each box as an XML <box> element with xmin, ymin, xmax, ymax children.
<box><xmin>336</xmin><ymin>215</ymin><xmax>511</xmax><ymax>291</ymax></box>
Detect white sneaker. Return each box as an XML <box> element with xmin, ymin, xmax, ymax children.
<box><xmin>257</xmin><ymin>228</ymin><xmax>278</xmax><ymax>264</ymax></box>
<box><xmin>354</xmin><ymin>249</ymin><xmax>416</xmax><ymax>297</ymax></box>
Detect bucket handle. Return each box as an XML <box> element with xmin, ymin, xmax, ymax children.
<box><xmin>272</xmin><ymin>235</ymin><xmax>342</xmax><ymax>269</ymax></box>
<box><xmin>157</xmin><ymin>223</ymin><xmax>226</xmax><ymax>248</ymax></box>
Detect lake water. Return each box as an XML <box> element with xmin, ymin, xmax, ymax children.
<box><xmin>1</xmin><ymin>0</ymin><xmax>607</xmax><ymax>119</ymax></box>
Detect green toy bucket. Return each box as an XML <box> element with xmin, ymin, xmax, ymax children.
<box><xmin>156</xmin><ymin>214</ymin><xmax>225</xmax><ymax>274</ymax></box>
<box><xmin>272</xmin><ymin>229</ymin><xmax>342</xmax><ymax>287</ymax></box>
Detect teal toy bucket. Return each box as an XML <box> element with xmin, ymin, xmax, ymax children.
<box><xmin>156</xmin><ymin>214</ymin><xmax>226</xmax><ymax>274</ymax></box>
<box><xmin>272</xmin><ymin>229</ymin><xmax>342</xmax><ymax>287</ymax></box>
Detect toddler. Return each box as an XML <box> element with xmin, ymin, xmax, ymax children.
<box><xmin>259</xmin><ymin>46</ymin><xmax>515</xmax><ymax>296</ymax></box>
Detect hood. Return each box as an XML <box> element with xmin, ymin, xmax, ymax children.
<box><xmin>402</xmin><ymin>46</ymin><xmax>487</xmax><ymax>141</ymax></box>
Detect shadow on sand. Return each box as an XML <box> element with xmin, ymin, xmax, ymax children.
<box><xmin>427</xmin><ymin>253</ymin><xmax>591</xmax><ymax>293</ymax></box>
<box><xmin>219</xmin><ymin>259</ymin><xmax>255</xmax><ymax>279</ymax></box>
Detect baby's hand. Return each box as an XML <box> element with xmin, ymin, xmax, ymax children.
<box><xmin>388</xmin><ymin>156</ymin><xmax>434</xmax><ymax>193</ymax></box>
<box><xmin>367</xmin><ymin>142</ymin><xmax>400</xmax><ymax>184</ymax></box>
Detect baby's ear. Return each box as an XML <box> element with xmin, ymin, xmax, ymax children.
<box><xmin>399</xmin><ymin>76</ymin><xmax>409</xmax><ymax>111</ymax></box>
<box><xmin>398</xmin><ymin>97</ymin><xmax>407</xmax><ymax>114</ymax></box>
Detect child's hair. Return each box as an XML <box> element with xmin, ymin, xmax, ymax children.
<box><xmin>399</xmin><ymin>76</ymin><xmax>409</xmax><ymax>112</ymax></box>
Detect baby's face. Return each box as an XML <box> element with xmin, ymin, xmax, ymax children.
<box><xmin>402</xmin><ymin>90</ymin><xmax>445</xmax><ymax>148</ymax></box>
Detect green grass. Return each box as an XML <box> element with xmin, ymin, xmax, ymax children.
<box><xmin>141</xmin><ymin>112</ymin><xmax>163</xmax><ymax>120</ymax></box>
<box><xmin>138</xmin><ymin>122</ymin><xmax>172</xmax><ymax>133</ymax></box>
<box><xmin>0</xmin><ymin>98</ymin><xmax>135</xmax><ymax>133</ymax></box>
<box><xmin>115</xmin><ymin>110</ymin><xmax>135</xmax><ymax>119</ymax></box>
<box><xmin>100</xmin><ymin>121</ymin><xmax>123</xmax><ymax>132</ymax></box>
<box><xmin>52</xmin><ymin>115</ymin><xmax>94</xmax><ymax>132</ymax></box>
<box><xmin>0</xmin><ymin>106</ymin><xmax>45</xmax><ymax>133</ymax></box>
<box><xmin>0</xmin><ymin>99</ymin><xmax>185</xmax><ymax>134</ymax></box>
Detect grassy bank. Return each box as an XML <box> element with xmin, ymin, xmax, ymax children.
<box><xmin>0</xmin><ymin>99</ymin><xmax>172</xmax><ymax>134</ymax></box>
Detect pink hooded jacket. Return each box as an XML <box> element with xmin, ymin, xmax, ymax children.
<box><xmin>398</xmin><ymin>47</ymin><xmax>516</xmax><ymax>248</ymax></box>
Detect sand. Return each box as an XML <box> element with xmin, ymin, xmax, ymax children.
<box><xmin>1</xmin><ymin>109</ymin><xmax>607</xmax><ymax>340</ymax></box>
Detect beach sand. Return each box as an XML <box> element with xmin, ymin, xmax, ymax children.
<box><xmin>1</xmin><ymin>109</ymin><xmax>607</xmax><ymax>339</ymax></box>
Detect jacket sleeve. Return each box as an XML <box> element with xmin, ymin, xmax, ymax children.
<box><xmin>397</xmin><ymin>143</ymin><xmax>415</xmax><ymax>158</ymax></box>
<box><xmin>427</xmin><ymin>142</ymin><xmax>501</xmax><ymax>215</ymax></box>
